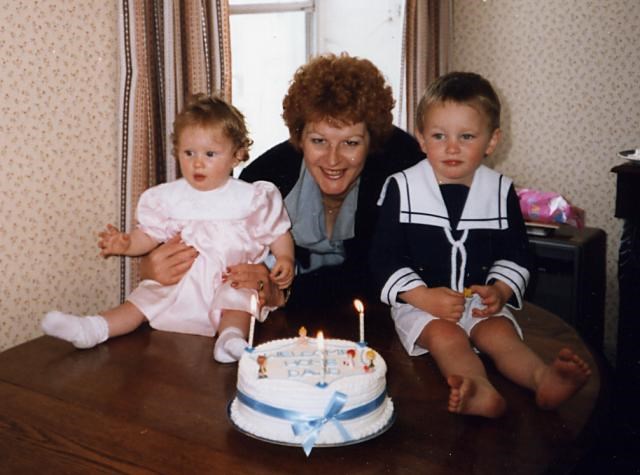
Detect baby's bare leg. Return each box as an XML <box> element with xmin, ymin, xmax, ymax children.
<box><xmin>419</xmin><ymin>319</ymin><xmax>506</xmax><ymax>418</ymax></box>
<box><xmin>102</xmin><ymin>302</ymin><xmax>147</xmax><ymax>336</ymax></box>
<box><xmin>471</xmin><ymin>317</ymin><xmax>591</xmax><ymax>409</ymax></box>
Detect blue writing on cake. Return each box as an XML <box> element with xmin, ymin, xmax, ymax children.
<box><xmin>288</xmin><ymin>368</ymin><xmax>321</xmax><ymax>378</ymax></box>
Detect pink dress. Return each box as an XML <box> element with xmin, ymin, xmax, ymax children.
<box><xmin>127</xmin><ymin>178</ymin><xmax>291</xmax><ymax>336</ymax></box>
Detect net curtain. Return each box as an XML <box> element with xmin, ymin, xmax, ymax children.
<box><xmin>402</xmin><ymin>0</ymin><xmax>451</xmax><ymax>135</ymax></box>
<box><xmin>117</xmin><ymin>0</ymin><xmax>231</xmax><ymax>300</ymax></box>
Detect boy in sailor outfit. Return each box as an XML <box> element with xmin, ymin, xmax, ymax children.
<box><xmin>370</xmin><ymin>72</ymin><xmax>591</xmax><ymax>418</ymax></box>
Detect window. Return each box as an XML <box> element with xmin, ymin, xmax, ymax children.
<box><xmin>229</xmin><ymin>0</ymin><xmax>405</xmax><ymax>166</ymax></box>
<box><xmin>229</xmin><ymin>1</ymin><xmax>315</xmax><ymax>168</ymax></box>
<box><xmin>315</xmin><ymin>0</ymin><xmax>405</xmax><ymax>127</ymax></box>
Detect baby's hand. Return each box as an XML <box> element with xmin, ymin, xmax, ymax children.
<box><xmin>269</xmin><ymin>258</ymin><xmax>294</xmax><ymax>289</ymax></box>
<box><xmin>469</xmin><ymin>284</ymin><xmax>509</xmax><ymax>317</ymax></box>
<box><xmin>98</xmin><ymin>224</ymin><xmax>131</xmax><ymax>258</ymax></box>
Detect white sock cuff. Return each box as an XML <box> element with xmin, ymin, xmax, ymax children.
<box><xmin>218</xmin><ymin>326</ymin><xmax>244</xmax><ymax>339</ymax></box>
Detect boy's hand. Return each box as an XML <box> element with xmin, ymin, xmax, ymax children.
<box><xmin>98</xmin><ymin>224</ymin><xmax>131</xmax><ymax>258</ymax></box>
<box><xmin>410</xmin><ymin>287</ymin><xmax>465</xmax><ymax>322</ymax></box>
<box><xmin>469</xmin><ymin>282</ymin><xmax>511</xmax><ymax>317</ymax></box>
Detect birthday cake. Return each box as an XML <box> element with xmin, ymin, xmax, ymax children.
<box><xmin>229</xmin><ymin>334</ymin><xmax>394</xmax><ymax>455</ymax></box>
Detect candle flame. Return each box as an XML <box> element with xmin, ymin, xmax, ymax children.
<box><xmin>353</xmin><ymin>299</ymin><xmax>364</xmax><ymax>314</ymax></box>
<box><xmin>316</xmin><ymin>331</ymin><xmax>325</xmax><ymax>351</ymax></box>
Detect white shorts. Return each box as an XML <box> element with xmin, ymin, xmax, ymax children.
<box><xmin>390</xmin><ymin>294</ymin><xmax>523</xmax><ymax>356</ymax></box>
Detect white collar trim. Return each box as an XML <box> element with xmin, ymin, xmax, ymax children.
<box><xmin>379</xmin><ymin>161</ymin><xmax>512</xmax><ymax>231</ymax></box>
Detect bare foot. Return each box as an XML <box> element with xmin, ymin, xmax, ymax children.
<box><xmin>447</xmin><ymin>374</ymin><xmax>506</xmax><ymax>418</ymax></box>
<box><xmin>535</xmin><ymin>348</ymin><xmax>592</xmax><ymax>410</ymax></box>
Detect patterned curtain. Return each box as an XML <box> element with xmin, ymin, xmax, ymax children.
<box><xmin>401</xmin><ymin>0</ymin><xmax>451</xmax><ymax>134</ymax></box>
<box><xmin>117</xmin><ymin>0</ymin><xmax>231</xmax><ymax>300</ymax></box>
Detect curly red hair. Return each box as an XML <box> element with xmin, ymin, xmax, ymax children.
<box><xmin>282</xmin><ymin>53</ymin><xmax>395</xmax><ymax>151</ymax></box>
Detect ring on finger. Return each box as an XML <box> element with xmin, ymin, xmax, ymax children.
<box><xmin>257</xmin><ymin>279</ymin><xmax>264</xmax><ymax>292</ymax></box>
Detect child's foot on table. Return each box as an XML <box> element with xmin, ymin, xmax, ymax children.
<box><xmin>447</xmin><ymin>374</ymin><xmax>506</xmax><ymax>418</ymax></box>
<box><xmin>535</xmin><ymin>348</ymin><xmax>591</xmax><ymax>410</ymax></box>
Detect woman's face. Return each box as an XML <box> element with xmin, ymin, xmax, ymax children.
<box><xmin>300</xmin><ymin>120</ymin><xmax>370</xmax><ymax>199</ymax></box>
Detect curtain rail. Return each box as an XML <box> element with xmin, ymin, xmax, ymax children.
<box><xmin>229</xmin><ymin>1</ymin><xmax>314</xmax><ymax>15</ymax></box>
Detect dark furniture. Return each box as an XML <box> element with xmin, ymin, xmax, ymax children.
<box><xmin>611</xmin><ymin>163</ymin><xmax>640</xmax><ymax>381</ymax></box>
<box><xmin>0</xmin><ymin>303</ymin><xmax>606</xmax><ymax>474</ymax></box>
<box><xmin>526</xmin><ymin>226</ymin><xmax>606</xmax><ymax>352</ymax></box>
<box><xmin>610</xmin><ymin>163</ymin><xmax>640</xmax><ymax>468</ymax></box>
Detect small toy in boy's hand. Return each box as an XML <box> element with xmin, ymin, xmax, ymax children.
<box><xmin>463</xmin><ymin>288</ymin><xmax>473</xmax><ymax>298</ymax></box>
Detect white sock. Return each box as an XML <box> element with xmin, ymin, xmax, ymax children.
<box><xmin>42</xmin><ymin>311</ymin><xmax>110</xmax><ymax>349</ymax></box>
<box><xmin>213</xmin><ymin>327</ymin><xmax>247</xmax><ymax>363</ymax></box>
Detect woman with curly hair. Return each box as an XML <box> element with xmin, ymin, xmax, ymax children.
<box><xmin>142</xmin><ymin>53</ymin><xmax>424</xmax><ymax>309</ymax></box>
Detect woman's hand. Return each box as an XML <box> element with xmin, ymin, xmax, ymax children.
<box><xmin>224</xmin><ymin>263</ymin><xmax>286</xmax><ymax>308</ymax></box>
<box><xmin>139</xmin><ymin>234</ymin><xmax>198</xmax><ymax>285</ymax></box>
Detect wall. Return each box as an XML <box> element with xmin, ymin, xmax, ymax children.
<box><xmin>0</xmin><ymin>2</ymin><xmax>119</xmax><ymax>351</ymax></box>
<box><xmin>1</xmin><ymin>1</ymin><xmax>638</xmax><ymax>362</ymax></box>
<box><xmin>451</xmin><ymin>0</ymin><xmax>640</xmax><ymax>361</ymax></box>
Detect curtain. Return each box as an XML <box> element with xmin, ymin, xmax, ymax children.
<box><xmin>117</xmin><ymin>0</ymin><xmax>231</xmax><ymax>300</ymax></box>
<box><xmin>401</xmin><ymin>0</ymin><xmax>452</xmax><ymax>134</ymax></box>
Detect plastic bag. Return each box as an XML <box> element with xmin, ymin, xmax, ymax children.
<box><xmin>517</xmin><ymin>188</ymin><xmax>584</xmax><ymax>228</ymax></box>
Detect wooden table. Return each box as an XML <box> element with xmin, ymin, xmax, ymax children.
<box><xmin>0</xmin><ymin>302</ymin><xmax>606</xmax><ymax>474</ymax></box>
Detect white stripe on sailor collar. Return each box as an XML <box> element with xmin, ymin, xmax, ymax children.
<box><xmin>379</xmin><ymin>161</ymin><xmax>512</xmax><ymax>231</ymax></box>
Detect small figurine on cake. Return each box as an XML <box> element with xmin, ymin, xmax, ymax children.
<box><xmin>297</xmin><ymin>326</ymin><xmax>308</xmax><ymax>345</ymax></box>
<box><xmin>364</xmin><ymin>349</ymin><xmax>376</xmax><ymax>371</ymax></box>
<box><xmin>346</xmin><ymin>348</ymin><xmax>356</xmax><ymax>367</ymax></box>
<box><xmin>257</xmin><ymin>355</ymin><xmax>268</xmax><ymax>378</ymax></box>
<box><xmin>370</xmin><ymin>72</ymin><xmax>591</xmax><ymax>418</ymax></box>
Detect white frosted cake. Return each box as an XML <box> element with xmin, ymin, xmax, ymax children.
<box><xmin>229</xmin><ymin>334</ymin><xmax>394</xmax><ymax>455</ymax></box>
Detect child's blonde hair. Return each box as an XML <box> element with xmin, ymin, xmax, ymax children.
<box><xmin>172</xmin><ymin>93</ymin><xmax>253</xmax><ymax>162</ymax></box>
<box><xmin>416</xmin><ymin>72</ymin><xmax>501</xmax><ymax>133</ymax></box>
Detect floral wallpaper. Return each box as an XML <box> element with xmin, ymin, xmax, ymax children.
<box><xmin>0</xmin><ymin>2</ymin><xmax>119</xmax><ymax>351</ymax></box>
<box><xmin>452</xmin><ymin>0</ymin><xmax>640</xmax><ymax>361</ymax></box>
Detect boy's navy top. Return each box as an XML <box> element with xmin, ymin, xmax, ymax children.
<box><xmin>370</xmin><ymin>160</ymin><xmax>531</xmax><ymax>309</ymax></box>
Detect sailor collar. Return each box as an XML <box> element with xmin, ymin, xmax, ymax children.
<box><xmin>378</xmin><ymin>161</ymin><xmax>512</xmax><ymax>231</ymax></box>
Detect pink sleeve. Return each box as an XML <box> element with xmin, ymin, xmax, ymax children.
<box><xmin>135</xmin><ymin>186</ymin><xmax>173</xmax><ymax>242</ymax></box>
<box><xmin>247</xmin><ymin>181</ymin><xmax>291</xmax><ymax>246</ymax></box>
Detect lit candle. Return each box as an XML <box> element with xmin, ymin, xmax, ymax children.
<box><xmin>353</xmin><ymin>299</ymin><xmax>365</xmax><ymax>344</ymax></box>
<box><xmin>247</xmin><ymin>295</ymin><xmax>258</xmax><ymax>349</ymax></box>
<box><xmin>317</xmin><ymin>331</ymin><xmax>326</xmax><ymax>386</ymax></box>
